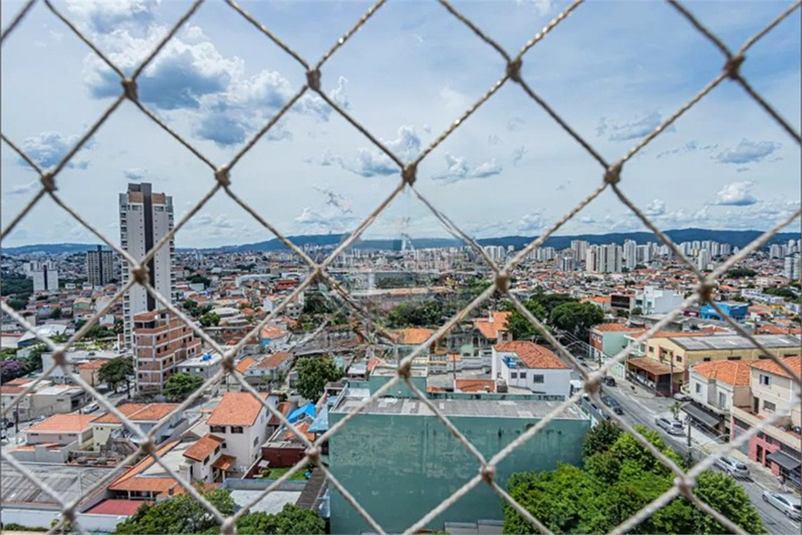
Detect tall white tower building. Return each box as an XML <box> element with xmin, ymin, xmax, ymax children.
<box><xmin>120</xmin><ymin>183</ymin><xmax>176</xmax><ymax>350</ymax></box>
<box><xmin>623</xmin><ymin>240</ymin><xmax>637</xmax><ymax>270</ymax></box>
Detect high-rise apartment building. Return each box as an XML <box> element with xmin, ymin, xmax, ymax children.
<box><xmin>86</xmin><ymin>245</ymin><xmax>115</xmax><ymax>287</ymax></box>
<box><xmin>696</xmin><ymin>249</ymin><xmax>711</xmax><ymax>271</ymax></box>
<box><xmin>27</xmin><ymin>261</ymin><xmax>59</xmax><ymax>293</ymax></box>
<box><xmin>623</xmin><ymin>239</ymin><xmax>637</xmax><ymax>270</ymax></box>
<box><xmin>769</xmin><ymin>244</ymin><xmax>782</xmax><ymax>259</ymax></box>
<box><xmin>570</xmin><ymin>240</ymin><xmax>588</xmax><ymax>264</ymax></box>
<box><xmin>133</xmin><ymin>309</ymin><xmax>201</xmax><ymax>392</ymax></box>
<box><xmin>120</xmin><ymin>183</ymin><xmax>176</xmax><ymax>350</ymax></box>
<box><xmin>785</xmin><ymin>253</ymin><xmax>800</xmax><ymax>281</ymax></box>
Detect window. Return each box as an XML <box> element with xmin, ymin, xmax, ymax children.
<box><xmin>231</xmin><ymin>426</ymin><xmax>244</xmax><ymax>434</ymax></box>
<box><xmin>519</xmin><ymin>371</ymin><xmax>527</xmax><ymax>380</ymax></box>
<box><xmin>695</xmin><ymin>383</ymin><xmax>701</xmax><ymax>394</ymax></box>
<box><xmin>532</xmin><ymin>375</ymin><xmax>544</xmax><ymax>384</ymax></box>
<box><xmin>727</xmin><ymin>356</ymin><xmax>741</xmax><ymax>361</ymax></box>
<box><xmin>210</xmin><ymin>425</ymin><xmax>225</xmax><ymax>433</ymax></box>
<box><xmin>204</xmin><ymin>457</ymin><xmax>209</xmax><ymax>464</ymax></box>
<box><xmin>675</xmin><ymin>355</ymin><xmax>683</xmax><ymax>363</ymax></box>
<box><xmin>510</xmin><ymin>372</ymin><xmax>517</xmax><ymax>379</ymax></box>
<box><xmin>253</xmin><ymin>437</ymin><xmax>258</xmax><ymax>446</ymax></box>
<box><xmin>760</xmin><ymin>374</ymin><xmax>771</xmax><ymax>386</ymax></box>
<box><xmin>703</xmin><ymin>357</ymin><xmax>711</xmax><ymax>362</ymax></box>
<box><xmin>718</xmin><ymin>392</ymin><xmax>726</xmax><ymax>408</ymax></box>
<box><xmin>763</xmin><ymin>400</ymin><xmax>776</xmax><ymax>412</ymax></box>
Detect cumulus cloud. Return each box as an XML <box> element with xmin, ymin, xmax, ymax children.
<box><xmin>487</xmin><ymin>134</ymin><xmax>502</xmax><ymax>145</ymax></box>
<box><xmin>597</xmin><ymin>111</ymin><xmax>673</xmax><ymax>142</ymax></box>
<box><xmin>294</xmin><ymin>186</ymin><xmax>357</xmax><ymax>232</ymax></box>
<box><xmin>713</xmin><ymin>139</ymin><xmax>782</xmax><ymax>164</ymax></box>
<box><xmin>713</xmin><ymin>181</ymin><xmax>757</xmax><ymax>206</ymax></box>
<box><xmin>517</xmin><ymin>211</ymin><xmax>545</xmax><ymax>233</ymax></box>
<box><xmin>511</xmin><ymin>145</ymin><xmax>526</xmax><ymax>166</ymax></box>
<box><xmin>644</xmin><ymin>199</ymin><xmax>666</xmax><ymax>217</ymax></box>
<box><xmin>329</xmin><ymin>76</ymin><xmax>350</xmax><ymax>109</ymax></box>
<box><xmin>19</xmin><ymin>132</ymin><xmax>93</xmax><ymax>169</ymax></box>
<box><xmin>66</xmin><ymin>0</ymin><xmax>158</xmax><ymax>34</ymax></box>
<box><xmin>655</xmin><ymin>140</ymin><xmax>718</xmax><ymax>159</ymax></box>
<box><xmin>332</xmin><ymin>126</ymin><xmax>421</xmax><ymax>178</ymax></box>
<box><xmin>123</xmin><ymin>168</ymin><xmax>147</xmax><ymax>180</ymax></box>
<box><xmin>507</xmin><ymin>117</ymin><xmax>525</xmax><ymax>132</ymax></box>
<box><xmin>432</xmin><ymin>154</ymin><xmax>503</xmax><ymax>184</ymax></box>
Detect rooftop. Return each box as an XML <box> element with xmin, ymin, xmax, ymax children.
<box><xmin>1</xmin><ymin>462</ymin><xmax>112</xmax><ymax>507</ymax></box>
<box><xmin>691</xmin><ymin>360</ymin><xmax>752</xmax><ymax>387</ymax></box>
<box><xmin>255</xmin><ymin>351</ymin><xmax>292</xmax><ymax>369</ymax></box>
<box><xmin>208</xmin><ymin>392</ymin><xmax>268</xmax><ymax>427</ymax></box>
<box><xmin>332</xmin><ymin>394</ymin><xmax>584</xmax><ymax>419</ymax></box>
<box><xmin>668</xmin><ymin>334</ymin><xmax>801</xmax><ymax>351</ymax></box>
<box><xmin>24</xmin><ymin>414</ymin><xmax>98</xmax><ymax>434</ymax></box>
<box><xmin>750</xmin><ymin>356</ymin><xmax>801</xmax><ymax>379</ymax></box>
<box><xmin>183</xmin><ymin>433</ymin><xmax>225</xmax><ymax>462</ymax></box>
<box><xmin>592</xmin><ymin>323</ymin><xmax>641</xmax><ymax>333</ymax></box>
<box><xmin>495</xmin><ymin>341</ymin><xmax>569</xmax><ymax>370</ymax></box>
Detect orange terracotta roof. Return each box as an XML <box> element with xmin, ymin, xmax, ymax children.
<box><xmin>495</xmin><ymin>341</ymin><xmax>569</xmax><ymax>369</ymax></box>
<box><xmin>268</xmin><ymin>401</ymin><xmax>294</xmax><ymax>427</ymax></box>
<box><xmin>0</xmin><ymin>385</ymin><xmax>25</xmax><ymax>395</ymax></box>
<box><xmin>750</xmin><ymin>356</ymin><xmax>801</xmax><ymax>380</ymax></box>
<box><xmin>85</xmin><ymin>499</ymin><xmax>148</xmax><ymax>516</ymax></box>
<box><xmin>183</xmin><ymin>433</ymin><xmax>225</xmax><ymax>462</ymax></box>
<box><xmin>284</xmin><ymin>421</ymin><xmax>314</xmax><ymax>442</ymax></box>
<box><xmin>129</xmin><ymin>404</ymin><xmax>179</xmax><ymax>422</ymax></box>
<box><xmin>255</xmin><ymin>351</ymin><xmax>292</xmax><ymax>369</ymax></box>
<box><xmin>212</xmin><ymin>454</ymin><xmax>235</xmax><ymax>471</ymax></box>
<box><xmin>454</xmin><ymin>379</ymin><xmax>496</xmax><ymax>393</ymax></box>
<box><xmin>692</xmin><ymin>360</ymin><xmax>752</xmax><ymax>387</ymax></box>
<box><xmin>261</xmin><ymin>326</ymin><xmax>287</xmax><ymax>339</ymax></box>
<box><xmin>236</xmin><ymin>357</ymin><xmax>256</xmax><ymax>373</ymax></box>
<box><xmin>592</xmin><ymin>323</ymin><xmax>640</xmax><ymax>333</ymax></box>
<box><xmin>208</xmin><ymin>392</ymin><xmax>267</xmax><ymax>427</ymax></box>
<box><xmin>473</xmin><ymin>312</ymin><xmax>511</xmax><ymax>340</ymax></box>
<box><xmin>109</xmin><ymin>442</ymin><xmax>177</xmax><ymax>492</ymax></box>
<box><xmin>77</xmin><ymin>359</ymin><xmax>111</xmax><ymax>370</ymax></box>
<box><xmin>391</xmin><ymin>328</ymin><xmax>434</xmax><ymax>345</ymax></box>
<box><xmin>24</xmin><ymin>414</ymin><xmax>98</xmax><ymax>434</ymax></box>
<box><xmin>133</xmin><ymin>310</ymin><xmax>160</xmax><ymax>321</ymax></box>
<box><xmin>92</xmin><ymin>403</ymin><xmax>149</xmax><ymax>424</ymax></box>
<box><xmin>628</xmin><ymin>357</ymin><xmax>672</xmax><ymax>375</ymax></box>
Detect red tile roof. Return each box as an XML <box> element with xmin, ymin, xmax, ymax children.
<box><xmin>235</xmin><ymin>357</ymin><xmax>256</xmax><ymax>373</ymax></box>
<box><xmin>692</xmin><ymin>360</ymin><xmax>752</xmax><ymax>387</ymax></box>
<box><xmin>129</xmin><ymin>404</ymin><xmax>179</xmax><ymax>422</ymax></box>
<box><xmin>495</xmin><ymin>341</ymin><xmax>569</xmax><ymax>369</ymax></box>
<box><xmin>212</xmin><ymin>454</ymin><xmax>235</xmax><ymax>471</ymax></box>
<box><xmin>92</xmin><ymin>403</ymin><xmax>149</xmax><ymax>424</ymax></box>
<box><xmin>390</xmin><ymin>328</ymin><xmax>434</xmax><ymax>345</ymax></box>
<box><xmin>454</xmin><ymin>379</ymin><xmax>496</xmax><ymax>393</ymax></box>
<box><xmin>255</xmin><ymin>351</ymin><xmax>292</xmax><ymax>369</ymax></box>
<box><xmin>208</xmin><ymin>392</ymin><xmax>267</xmax><ymax>427</ymax></box>
<box><xmin>473</xmin><ymin>312</ymin><xmax>511</xmax><ymax>341</ymax></box>
<box><xmin>750</xmin><ymin>356</ymin><xmax>801</xmax><ymax>380</ymax></box>
<box><xmin>25</xmin><ymin>414</ymin><xmax>98</xmax><ymax>434</ymax></box>
<box><xmin>592</xmin><ymin>323</ymin><xmax>640</xmax><ymax>333</ymax></box>
<box><xmin>85</xmin><ymin>499</ymin><xmax>147</xmax><ymax>516</ymax></box>
<box><xmin>183</xmin><ymin>433</ymin><xmax>225</xmax><ymax>462</ymax></box>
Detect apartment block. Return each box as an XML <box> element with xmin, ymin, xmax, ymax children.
<box><xmin>634</xmin><ymin>286</ymin><xmax>684</xmax><ymax>315</ymax></box>
<box><xmin>27</xmin><ymin>261</ymin><xmax>59</xmax><ymax>293</ymax></box>
<box><xmin>86</xmin><ymin>245</ymin><xmax>115</xmax><ymax>287</ymax></box>
<box><xmin>120</xmin><ymin>182</ymin><xmax>176</xmax><ymax>349</ymax></box>
<box><xmin>133</xmin><ymin>309</ymin><xmax>201</xmax><ymax>392</ymax></box>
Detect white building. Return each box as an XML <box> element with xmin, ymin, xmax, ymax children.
<box><xmin>120</xmin><ymin>183</ymin><xmax>176</xmax><ymax>349</ymax></box>
<box><xmin>86</xmin><ymin>245</ymin><xmax>115</xmax><ymax>287</ymax></box>
<box><xmin>696</xmin><ymin>249</ymin><xmax>711</xmax><ymax>271</ymax></box>
<box><xmin>634</xmin><ymin>286</ymin><xmax>684</xmax><ymax>315</ymax></box>
<box><xmin>206</xmin><ymin>392</ymin><xmax>273</xmax><ymax>474</ymax></box>
<box><xmin>784</xmin><ymin>253</ymin><xmax>800</xmax><ymax>281</ymax></box>
<box><xmin>176</xmin><ymin>352</ymin><xmax>223</xmax><ymax>381</ymax></box>
<box><xmin>769</xmin><ymin>244</ymin><xmax>782</xmax><ymax>259</ymax></box>
<box><xmin>688</xmin><ymin>360</ymin><xmax>751</xmax><ymax>420</ymax></box>
<box><xmin>28</xmin><ymin>261</ymin><xmax>59</xmax><ymax>293</ymax></box>
<box><xmin>623</xmin><ymin>240</ymin><xmax>637</xmax><ymax>270</ymax></box>
<box><xmin>491</xmin><ymin>341</ymin><xmax>571</xmax><ymax>398</ymax></box>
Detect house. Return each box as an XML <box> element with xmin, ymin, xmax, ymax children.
<box><xmin>77</xmin><ymin>359</ymin><xmax>112</xmax><ymax>387</ymax></box>
<box><xmin>90</xmin><ymin>403</ymin><xmax>183</xmax><ymax>454</ymax></box>
<box><xmin>13</xmin><ymin>414</ymin><xmax>98</xmax><ymax>463</ymax></box>
<box><xmin>491</xmin><ymin>341</ymin><xmax>571</xmax><ymax>398</ymax></box>
<box><xmin>175</xmin><ymin>352</ymin><xmax>222</xmax><ymax>381</ymax></box>
<box><xmin>469</xmin><ymin>311</ymin><xmax>512</xmax><ymax>367</ymax></box>
<box><xmin>389</xmin><ymin>328</ymin><xmax>436</xmax><ymax>369</ymax></box>
<box><xmin>684</xmin><ymin>360</ymin><xmax>752</xmax><ymax>433</ymax></box>
<box><xmin>731</xmin><ymin>356</ymin><xmax>801</xmax><ymax>487</ymax></box>
<box><xmin>180</xmin><ymin>433</ymin><xmax>229</xmax><ymax>483</ymax></box>
<box><xmin>207</xmin><ymin>392</ymin><xmax>272</xmax><ymax>475</ymax></box>
<box><xmin>588</xmin><ymin>323</ymin><xmax>643</xmax><ymax>378</ymax></box>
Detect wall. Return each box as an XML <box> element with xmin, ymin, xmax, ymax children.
<box><xmin>328</xmin><ymin>412</ymin><xmax>589</xmax><ymax>534</ymax></box>
<box><xmin>751</xmin><ymin>368</ymin><xmax>801</xmax><ymax>427</ymax></box>
<box><xmin>261</xmin><ymin>445</ymin><xmax>306</xmax><ymax>468</ymax></box>
<box><xmin>223</xmin><ymin>408</ymin><xmax>268</xmax><ymax>472</ymax></box>
<box><xmin>1</xmin><ymin>507</ymin><xmax>61</xmax><ymax>530</ymax></box>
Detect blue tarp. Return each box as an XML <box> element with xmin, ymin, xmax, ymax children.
<box><xmin>308</xmin><ymin>405</ymin><xmax>329</xmax><ymax>434</ymax></box>
<box><xmin>288</xmin><ymin>402</ymin><xmax>316</xmax><ymax>423</ymax></box>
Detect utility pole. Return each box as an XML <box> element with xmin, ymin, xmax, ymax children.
<box><xmin>686</xmin><ymin>416</ymin><xmax>693</xmax><ymax>468</ymax></box>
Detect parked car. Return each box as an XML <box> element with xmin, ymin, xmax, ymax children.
<box><xmin>715</xmin><ymin>456</ymin><xmax>750</xmax><ymax>478</ymax></box>
<box><xmin>603</xmin><ymin>376</ymin><xmax>616</xmax><ymax>387</ymax></box>
<box><xmin>673</xmin><ymin>392</ymin><xmax>691</xmax><ymax>402</ymax></box>
<box><xmin>601</xmin><ymin>395</ymin><xmax>624</xmax><ymax>415</ymax></box>
<box><xmin>762</xmin><ymin>491</ymin><xmax>801</xmax><ymax>521</ymax></box>
<box><xmin>655</xmin><ymin>416</ymin><xmax>684</xmax><ymax>435</ymax></box>
<box><xmin>0</xmin><ymin>428</ymin><xmax>6</xmax><ymax>440</ymax></box>
<box><xmin>83</xmin><ymin>402</ymin><xmax>99</xmax><ymax>414</ymax></box>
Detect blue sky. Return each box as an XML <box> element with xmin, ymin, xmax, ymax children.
<box><xmin>1</xmin><ymin>0</ymin><xmax>800</xmax><ymax>248</ymax></box>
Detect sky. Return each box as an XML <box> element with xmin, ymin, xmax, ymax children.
<box><xmin>1</xmin><ymin>0</ymin><xmax>800</xmax><ymax>249</ymax></box>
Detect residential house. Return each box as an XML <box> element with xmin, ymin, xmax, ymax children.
<box><xmin>91</xmin><ymin>403</ymin><xmax>183</xmax><ymax>454</ymax></box>
<box><xmin>77</xmin><ymin>359</ymin><xmax>111</xmax><ymax>388</ymax></box>
<box><xmin>249</xmin><ymin>351</ymin><xmax>293</xmax><ymax>386</ymax></box>
<box><xmin>685</xmin><ymin>360</ymin><xmax>752</xmax><ymax>433</ymax></box>
<box><xmin>12</xmin><ymin>414</ymin><xmax>97</xmax><ymax>463</ymax></box>
<box><xmin>207</xmin><ymin>392</ymin><xmax>272</xmax><ymax>475</ymax></box>
<box><xmin>181</xmin><ymin>433</ymin><xmax>229</xmax><ymax>483</ymax></box>
<box><xmin>731</xmin><ymin>356</ymin><xmax>801</xmax><ymax>487</ymax></box>
<box><xmin>491</xmin><ymin>341</ymin><xmax>571</xmax><ymax>398</ymax></box>
<box><xmin>175</xmin><ymin>352</ymin><xmax>223</xmax><ymax>381</ymax></box>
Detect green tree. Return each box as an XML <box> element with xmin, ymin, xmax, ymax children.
<box><xmin>631</xmin><ymin>306</ymin><xmax>643</xmax><ymax>316</ymax></box>
<box><xmin>199</xmin><ymin>312</ymin><xmax>220</xmax><ymax>327</ymax></box>
<box><xmin>582</xmin><ymin>420</ymin><xmax>622</xmax><ymax>459</ymax></box>
<box><xmin>690</xmin><ymin>470</ymin><xmax>764</xmax><ymax>534</ymax></box>
<box><xmin>726</xmin><ymin>267</ymin><xmax>757</xmax><ymax>278</ymax></box>
<box><xmin>114</xmin><ymin>489</ymin><xmax>236</xmax><ymax>534</ymax></box>
<box><xmin>98</xmin><ymin>357</ymin><xmax>133</xmax><ymax>392</ymax></box>
<box><xmin>549</xmin><ymin>301</ymin><xmax>605</xmax><ymax>339</ymax></box>
<box><xmin>295</xmin><ymin>356</ymin><xmax>343</xmax><ymax>402</ymax></box>
<box><xmin>163</xmin><ymin>372</ymin><xmax>204</xmax><ymax>402</ymax></box>
<box><xmin>236</xmin><ymin>504</ymin><xmax>325</xmax><ymax>535</ymax></box>
<box><xmin>183</xmin><ymin>299</ymin><xmax>199</xmax><ymax>317</ymax></box>
<box><xmin>302</xmin><ymin>292</ymin><xmax>336</xmax><ymax>315</ymax></box>
<box><xmin>505</xmin><ymin>300</ymin><xmax>547</xmax><ymax>341</ymax></box>
<box><xmin>0</xmin><ymin>273</ymin><xmax>33</xmax><ymax>296</ymax></box>
<box><xmin>7</xmin><ymin>297</ymin><xmax>29</xmax><ymax>310</ymax></box>
<box><xmin>189</xmin><ymin>274</ymin><xmax>211</xmax><ymax>287</ymax></box>
<box><xmin>50</xmin><ymin>308</ymin><xmax>62</xmax><ymax>319</ymax></box>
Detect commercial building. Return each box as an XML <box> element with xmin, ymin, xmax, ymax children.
<box><xmin>120</xmin><ymin>182</ymin><xmax>176</xmax><ymax>349</ymax></box>
<box><xmin>133</xmin><ymin>308</ymin><xmax>202</xmax><ymax>392</ymax></box>
<box><xmin>327</xmin><ymin>374</ymin><xmax>590</xmax><ymax>534</ymax></box>
<box><xmin>492</xmin><ymin>341</ymin><xmax>572</xmax><ymax>398</ymax></box>
<box><xmin>634</xmin><ymin>286</ymin><xmax>684</xmax><ymax>315</ymax></box>
<box><xmin>700</xmin><ymin>302</ymin><xmax>748</xmax><ymax>323</ymax></box>
<box><xmin>785</xmin><ymin>253</ymin><xmax>800</xmax><ymax>281</ymax></box>
<box><xmin>27</xmin><ymin>261</ymin><xmax>59</xmax><ymax>293</ymax></box>
<box><xmin>86</xmin><ymin>245</ymin><xmax>115</xmax><ymax>287</ymax></box>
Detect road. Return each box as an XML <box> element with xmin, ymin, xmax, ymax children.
<box><xmin>595</xmin><ymin>374</ymin><xmax>800</xmax><ymax>535</ymax></box>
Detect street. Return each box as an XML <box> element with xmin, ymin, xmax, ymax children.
<box><xmin>592</xmin><ymin>371</ymin><xmax>801</xmax><ymax>535</ymax></box>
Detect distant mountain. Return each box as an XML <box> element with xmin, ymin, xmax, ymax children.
<box><xmin>3</xmin><ymin>228</ymin><xmax>799</xmax><ymax>256</ymax></box>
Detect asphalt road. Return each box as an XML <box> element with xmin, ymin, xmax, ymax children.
<box><xmin>601</xmin><ymin>382</ymin><xmax>800</xmax><ymax>535</ymax></box>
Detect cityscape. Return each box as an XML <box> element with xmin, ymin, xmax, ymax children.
<box><xmin>1</xmin><ymin>1</ymin><xmax>801</xmax><ymax>535</ymax></box>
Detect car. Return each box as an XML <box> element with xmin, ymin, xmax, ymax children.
<box><xmin>762</xmin><ymin>491</ymin><xmax>801</xmax><ymax>521</ymax></box>
<box><xmin>673</xmin><ymin>392</ymin><xmax>691</xmax><ymax>402</ymax></box>
<box><xmin>0</xmin><ymin>428</ymin><xmax>6</xmax><ymax>440</ymax></box>
<box><xmin>601</xmin><ymin>396</ymin><xmax>624</xmax><ymax>415</ymax></box>
<box><xmin>83</xmin><ymin>402</ymin><xmax>99</xmax><ymax>414</ymax></box>
<box><xmin>603</xmin><ymin>376</ymin><xmax>616</xmax><ymax>387</ymax></box>
<box><xmin>715</xmin><ymin>456</ymin><xmax>750</xmax><ymax>478</ymax></box>
<box><xmin>655</xmin><ymin>416</ymin><xmax>685</xmax><ymax>435</ymax></box>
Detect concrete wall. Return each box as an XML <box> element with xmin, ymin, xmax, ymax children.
<box><xmin>1</xmin><ymin>507</ymin><xmax>61</xmax><ymax>530</ymax></box>
<box><xmin>328</xmin><ymin>412</ymin><xmax>589</xmax><ymax>534</ymax></box>
<box><xmin>261</xmin><ymin>445</ymin><xmax>306</xmax><ymax>468</ymax></box>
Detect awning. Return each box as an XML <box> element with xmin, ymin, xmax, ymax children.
<box><xmin>212</xmin><ymin>454</ymin><xmax>235</xmax><ymax>471</ymax></box>
<box><xmin>766</xmin><ymin>450</ymin><xmax>802</xmax><ymax>471</ymax></box>
<box><xmin>627</xmin><ymin>358</ymin><xmax>672</xmax><ymax>376</ymax></box>
<box><xmin>681</xmin><ymin>403</ymin><xmax>720</xmax><ymax>428</ymax></box>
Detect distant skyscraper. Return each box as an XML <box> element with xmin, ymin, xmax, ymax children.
<box><xmin>570</xmin><ymin>240</ymin><xmax>588</xmax><ymax>264</ymax></box>
<box><xmin>697</xmin><ymin>249</ymin><xmax>711</xmax><ymax>271</ymax></box>
<box><xmin>769</xmin><ymin>244</ymin><xmax>782</xmax><ymax>259</ymax></box>
<box><xmin>585</xmin><ymin>246</ymin><xmax>598</xmax><ymax>273</ymax></box>
<box><xmin>785</xmin><ymin>253</ymin><xmax>800</xmax><ymax>281</ymax></box>
<box><xmin>719</xmin><ymin>243</ymin><xmax>732</xmax><ymax>257</ymax></box>
<box><xmin>29</xmin><ymin>261</ymin><xmax>59</xmax><ymax>293</ymax></box>
<box><xmin>120</xmin><ymin>183</ymin><xmax>176</xmax><ymax>350</ymax></box>
<box><xmin>86</xmin><ymin>245</ymin><xmax>115</xmax><ymax>287</ymax></box>
<box><xmin>623</xmin><ymin>239</ymin><xmax>637</xmax><ymax>270</ymax></box>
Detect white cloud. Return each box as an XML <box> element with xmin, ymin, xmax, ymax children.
<box><xmin>597</xmin><ymin>111</ymin><xmax>673</xmax><ymax>142</ymax></box>
<box><xmin>331</xmin><ymin>126</ymin><xmax>421</xmax><ymax>178</ymax></box>
<box><xmin>6</xmin><ymin>180</ymin><xmax>39</xmax><ymax>196</ymax></box>
<box><xmin>19</xmin><ymin>132</ymin><xmax>93</xmax><ymax>169</ymax></box>
<box><xmin>713</xmin><ymin>181</ymin><xmax>757</xmax><ymax>206</ymax></box>
<box><xmin>713</xmin><ymin>139</ymin><xmax>782</xmax><ymax>165</ymax></box>
<box><xmin>432</xmin><ymin>154</ymin><xmax>503</xmax><ymax>184</ymax></box>
<box><xmin>511</xmin><ymin>145</ymin><xmax>526</xmax><ymax>166</ymax></box>
<box><xmin>644</xmin><ymin>199</ymin><xmax>666</xmax><ymax>216</ymax></box>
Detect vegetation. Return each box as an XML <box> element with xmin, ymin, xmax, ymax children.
<box><xmin>235</xmin><ymin>504</ymin><xmax>325</xmax><ymax>535</ymax></box>
<box><xmin>763</xmin><ymin>286</ymin><xmax>799</xmax><ymax>302</ymax></box>
<box><xmin>295</xmin><ymin>356</ymin><xmax>343</xmax><ymax>402</ymax></box>
<box><xmin>163</xmin><ymin>372</ymin><xmax>204</xmax><ymax>402</ymax></box>
<box><xmin>98</xmin><ymin>357</ymin><xmax>133</xmax><ymax>392</ymax></box>
<box><xmin>0</xmin><ymin>272</ymin><xmax>33</xmax><ymax>296</ymax></box>
<box><xmin>631</xmin><ymin>306</ymin><xmax>643</xmax><ymax>316</ymax></box>
<box><xmin>188</xmin><ymin>274</ymin><xmax>211</xmax><ymax>287</ymax></box>
<box><xmin>1</xmin><ymin>344</ymin><xmax>46</xmax><ymax>381</ymax></box>
<box><xmin>726</xmin><ymin>267</ymin><xmax>757</xmax><ymax>279</ymax></box>
<box><xmin>504</xmin><ymin>300</ymin><xmax>548</xmax><ymax>341</ymax></box>
<box><xmin>199</xmin><ymin>312</ymin><xmax>220</xmax><ymax>327</ymax></box>
<box><xmin>183</xmin><ymin>299</ymin><xmax>213</xmax><ymax>319</ymax></box>
<box><xmin>503</xmin><ymin>425</ymin><xmax>764</xmax><ymax>535</ymax></box>
<box><xmin>74</xmin><ymin>319</ymin><xmax>118</xmax><ymax>339</ymax></box>
<box><xmin>549</xmin><ymin>301</ymin><xmax>605</xmax><ymax>339</ymax></box>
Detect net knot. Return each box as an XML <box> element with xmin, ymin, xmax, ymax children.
<box><xmin>52</xmin><ymin>349</ymin><xmax>68</xmax><ymax>367</ymax></box>
<box><xmin>397</xmin><ymin>359</ymin><xmax>412</xmax><ymax>380</ymax></box>
<box><xmin>494</xmin><ymin>272</ymin><xmax>510</xmax><ymax>294</ymax></box>
<box><xmin>305</xmin><ymin>445</ymin><xmax>322</xmax><ymax>464</ymax></box>
<box><xmin>40</xmin><ymin>172</ymin><xmax>57</xmax><ymax>193</ymax></box>
<box><xmin>215</xmin><ymin>165</ymin><xmax>231</xmax><ymax>187</ymax></box>
<box><xmin>506</xmin><ymin>58</ymin><xmax>523</xmax><ymax>83</ymax></box>
<box><xmin>604</xmin><ymin>162</ymin><xmax>622</xmax><ymax>185</ymax></box>
<box><xmin>131</xmin><ymin>265</ymin><xmax>149</xmax><ymax>286</ymax></box>
<box><xmin>306</xmin><ymin>68</ymin><xmax>322</xmax><ymax>91</ymax></box>
<box><xmin>480</xmin><ymin>463</ymin><xmax>496</xmax><ymax>484</ymax></box>
<box><xmin>220</xmin><ymin>517</ymin><xmax>236</xmax><ymax>535</ymax></box>
<box><xmin>122</xmin><ymin>79</ymin><xmax>139</xmax><ymax>101</ymax></box>
<box><xmin>584</xmin><ymin>372</ymin><xmax>603</xmax><ymax>395</ymax></box>
<box><xmin>221</xmin><ymin>353</ymin><xmax>236</xmax><ymax>374</ymax></box>
<box><xmin>402</xmin><ymin>163</ymin><xmax>417</xmax><ymax>186</ymax></box>
<box><xmin>675</xmin><ymin>475</ymin><xmax>696</xmax><ymax>498</ymax></box>
<box><xmin>724</xmin><ymin>54</ymin><xmax>745</xmax><ymax>80</ymax></box>
<box><xmin>697</xmin><ymin>281</ymin><xmax>716</xmax><ymax>304</ymax></box>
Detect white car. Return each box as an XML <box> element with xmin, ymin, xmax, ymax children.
<box><xmin>673</xmin><ymin>392</ymin><xmax>691</xmax><ymax>402</ymax></box>
<box><xmin>83</xmin><ymin>402</ymin><xmax>99</xmax><ymax>414</ymax></box>
<box><xmin>655</xmin><ymin>416</ymin><xmax>684</xmax><ymax>435</ymax></box>
<box><xmin>714</xmin><ymin>456</ymin><xmax>750</xmax><ymax>478</ymax></box>
<box><xmin>762</xmin><ymin>491</ymin><xmax>801</xmax><ymax>521</ymax></box>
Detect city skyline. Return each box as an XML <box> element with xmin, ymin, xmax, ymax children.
<box><xmin>1</xmin><ymin>0</ymin><xmax>799</xmax><ymax>249</ymax></box>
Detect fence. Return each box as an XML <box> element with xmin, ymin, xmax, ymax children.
<box><xmin>2</xmin><ymin>1</ymin><xmax>801</xmax><ymax>534</ymax></box>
